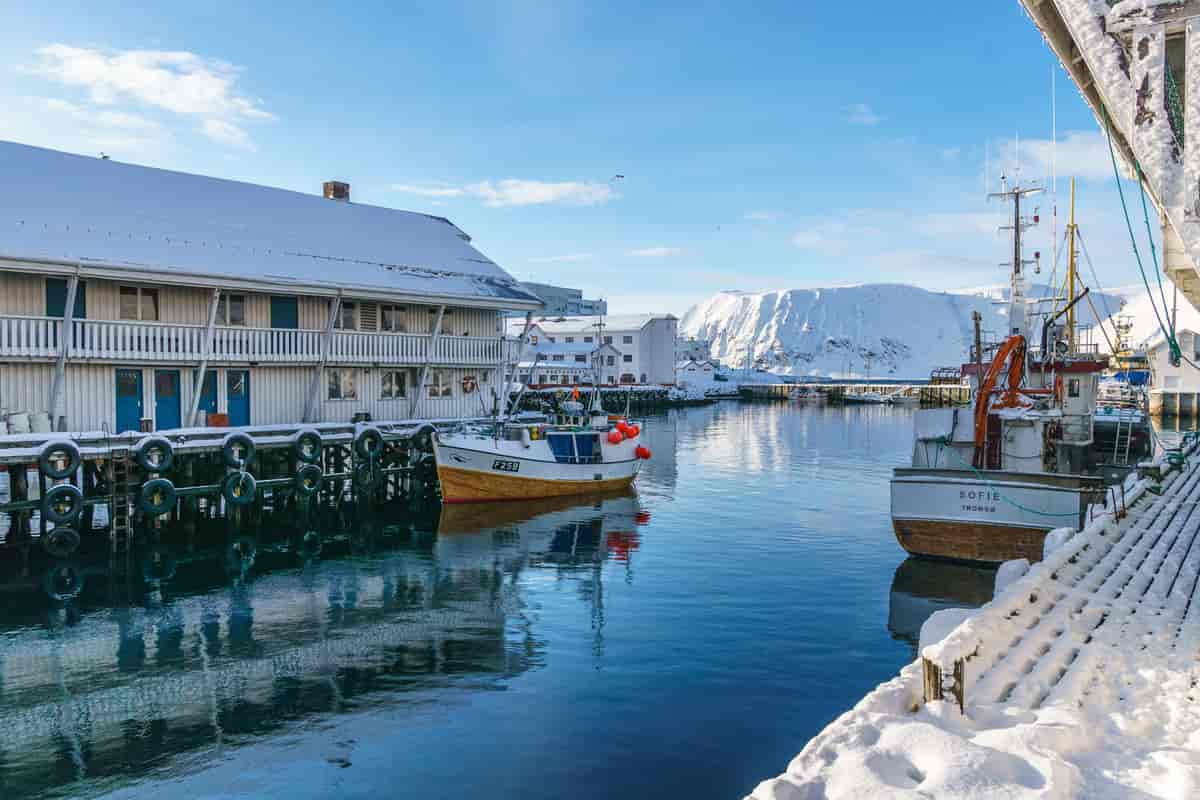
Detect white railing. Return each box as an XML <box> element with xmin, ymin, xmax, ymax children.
<box><xmin>0</xmin><ymin>315</ymin><xmax>502</xmax><ymax>366</ymax></box>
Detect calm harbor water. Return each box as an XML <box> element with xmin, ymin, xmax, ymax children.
<box><xmin>1</xmin><ymin>402</ymin><xmax>1004</xmax><ymax>799</ymax></box>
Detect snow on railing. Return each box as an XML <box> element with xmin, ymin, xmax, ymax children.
<box><xmin>0</xmin><ymin>315</ymin><xmax>503</xmax><ymax>366</ymax></box>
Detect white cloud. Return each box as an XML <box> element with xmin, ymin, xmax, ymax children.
<box><xmin>390</xmin><ymin>183</ymin><xmax>468</xmax><ymax>198</ymax></box>
<box><xmin>998</xmin><ymin>131</ymin><xmax>1113</xmax><ymax>182</ymax></box>
<box><xmin>26</xmin><ymin>44</ymin><xmax>273</xmax><ymax>150</ymax></box>
<box><xmin>626</xmin><ymin>246</ymin><xmax>684</xmax><ymax>257</ymax></box>
<box><xmin>391</xmin><ymin>179</ymin><xmax>615</xmax><ymax>208</ymax></box>
<box><xmin>912</xmin><ymin>212</ymin><xmax>1003</xmax><ymax>237</ymax></box>
<box><xmin>744</xmin><ymin>210</ymin><xmax>781</xmax><ymax>222</ymax></box>
<box><xmin>39</xmin><ymin>97</ymin><xmax>160</xmax><ymax>131</ymax></box>
<box><xmin>468</xmin><ymin>179</ymin><xmax>613</xmax><ymax>207</ymax></box>
<box><xmin>530</xmin><ymin>253</ymin><xmax>595</xmax><ymax>263</ymax></box>
<box><xmin>847</xmin><ymin>103</ymin><xmax>881</xmax><ymax>126</ymax></box>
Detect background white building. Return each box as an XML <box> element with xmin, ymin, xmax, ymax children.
<box><xmin>1148</xmin><ymin>329</ymin><xmax>1200</xmax><ymax>393</ymax></box>
<box><xmin>508</xmin><ymin>313</ymin><xmax>678</xmax><ymax>385</ymax></box>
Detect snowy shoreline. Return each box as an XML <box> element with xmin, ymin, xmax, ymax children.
<box><xmin>749</xmin><ymin>438</ymin><xmax>1200</xmax><ymax>799</ymax></box>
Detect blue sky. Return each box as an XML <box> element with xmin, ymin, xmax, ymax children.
<box><xmin>0</xmin><ymin>0</ymin><xmax>1149</xmax><ymax>314</ymax></box>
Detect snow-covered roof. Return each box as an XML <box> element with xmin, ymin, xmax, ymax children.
<box><xmin>507</xmin><ymin>313</ymin><xmax>675</xmax><ymax>335</ymax></box>
<box><xmin>0</xmin><ymin>140</ymin><xmax>542</xmax><ymax>309</ymax></box>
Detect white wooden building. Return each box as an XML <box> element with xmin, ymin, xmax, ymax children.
<box><xmin>0</xmin><ymin>141</ymin><xmax>542</xmax><ymax>433</ymax></box>
<box><xmin>506</xmin><ymin>313</ymin><xmax>678</xmax><ymax>386</ymax></box>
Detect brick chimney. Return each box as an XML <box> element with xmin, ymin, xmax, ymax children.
<box><xmin>323</xmin><ymin>181</ymin><xmax>350</xmax><ymax>202</ymax></box>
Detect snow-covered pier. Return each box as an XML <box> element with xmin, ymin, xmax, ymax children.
<box><xmin>751</xmin><ymin>436</ymin><xmax>1200</xmax><ymax>798</ymax></box>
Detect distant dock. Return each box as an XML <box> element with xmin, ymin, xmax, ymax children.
<box><xmin>738</xmin><ymin>382</ymin><xmax>970</xmax><ymax>406</ymax></box>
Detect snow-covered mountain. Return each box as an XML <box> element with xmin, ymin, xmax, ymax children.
<box><xmin>679</xmin><ymin>283</ymin><xmax>1128</xmax><ymax>380</ymax></box>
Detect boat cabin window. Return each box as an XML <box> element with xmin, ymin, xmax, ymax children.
<box><xmin>547</xmin><ymin>432</ymin><xmax>601</xmax><ymax>464</ymax></box>
<box><xmin>1068</xmin><ymin>378</ymin><xmax>1081</xmax><ymax>398</ymax></box>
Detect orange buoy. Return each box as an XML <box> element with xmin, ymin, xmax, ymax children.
<box><xmin>635</xmin><ymin>445</ymin><xmax>651</xmax><ymax>460</ymax></box>
<box><xmin>607</xmin><ymin>430</ymin><xmax>624</xmax><ymax>444</ymax></box>
<box><xmin>628</xmin><ymin>424</ymin><xmax>640</xmax><ymax>437</ymax></box>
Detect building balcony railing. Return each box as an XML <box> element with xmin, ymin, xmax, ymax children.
<box><xmin>0</xmin><ymin>315</ymin><xmax>502</xmax><ymax>366</ymax></box>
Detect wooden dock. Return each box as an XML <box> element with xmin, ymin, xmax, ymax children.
<box><xmin>738</xmin><ymin>382</ymin><xmax>970</xmax><ymax>406</ymax></box>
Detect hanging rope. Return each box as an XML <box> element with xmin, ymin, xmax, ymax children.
<box><xmin>1101</xmin><ymin>103</ymin><xmax>1182</xmax><ymax>364</ymax></box>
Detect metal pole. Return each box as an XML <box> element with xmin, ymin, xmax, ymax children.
<box><xmin>503</xmin><ymin>312</ymin><xmax>534</xmax><ymax>419</ymax></box>
<box><xmin>303</xmin><ymin>296</ymin><xmax>341</xmax><ymax>423</ymax></box>
<box><xmin>48</xmin><ymin>273</ymin><xmax>79</xmax><ymax>428</ymax></box>
<box><xmin>1067</xmin><ymin>178</ymin><xmax>1077</xmax><ymax>352</ymax></box>
<box><xmin>187</xmin><ymin>288</ymin><xmax>222</xmax><ymax>426</ymax></box>
<box><xmin>409</xmin><ymin>304</ymin><xmax>446</xmax><ymax>419</ymax></box>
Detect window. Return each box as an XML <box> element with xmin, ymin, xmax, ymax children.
<box><xmin>45</xmin><ymin>278</ymin><xmax>86</xmax><ymax>319</ymax></box>
<box><xmin>381</xmin><ymin>370</ymin><xmax>407</xmax><ymax>399</ymax></box>
<box><xmin>575</xmin><ymin>354</ymin><xmax>587</xmax><ymax>363</ymax></box>
<box><xmin>608</xmin><ymin>376</ymin><xmax>616</xmax><ymax>385</ymax></box>
<box><xmin>620</xmin><ymin>373</ymin><xmax>635</xmax><ymax>384</ymax></box>
<box><xmin>1067</xmin><ymin>378</ymin><xmax>1081</xmax><ymax>398</ymax></box>
<box><xmin>622</xmin><ymin>335</ymin><xmax>633</xmax><ymax>344</ymax></box>
<box><xmin>381</xmin><ymin>304</ymin><xmax>407</xmax><ymax>332</ymax></box>
<box><xmin>120</xmin><ymin>286</ymin><xmax>158</xmax><ymax>321</ymax></box>
<box><xmin>519</xmin><ymin>373</ymin><xmax>531</xmax><ymax>384</ymax></box>
<box><xmin>327</xmin><ymin>369</ymin><xmax>357</xmax><ymax>400</ymax></box>
<box><xmin>336</xmin><ymin>301</ymin><xmax>357</xmax><ymax>330</ymax></box>
<box><xmin>606</xmin><ymin>356</ymin><xmax>615</xmax><ymax>366</ymax></box>
<box><xmin>623</xmin><ymin>354</ymin><xmax>633</xmax><ymax>363</ymax></box>
<box><xmin>550</xmin><ymin>374</ymin><xmax>560</xmax><ymax>384</ymax></box>
<box><xmin>537</xmin><ymin>373</ymin><xmax>547</xmax><ymax>383</ymax></box>
<box><xmin>584</xmin><ymin>336</ymin><xmax>593</xmax><ymax>343</ymax></box>
<box><xmin>217</xmin><ymin>294</ymin><xmax>246</xmax><ymax>326</ymax></box>
<box><xmin>603</xmin><ymin>336</ymin><xmax>612</xmax><ymax>344</ymax></box>
<box><xmin>640</xmin><ymin>373</ymin><xmax>647</xmax><ymax>383</ymax></box>
<box><xmin>427</xmin><ymin>307</ymin><xmax>452</xmax><ymax>334</ymax></box>
<box><xmin>427</xmin><ymin>371</ymin><xmax>452</xmax><ymax>398</ymax></box>
<box><xmin>552</xmin><ymin>354</ymin><xmax>565</xmax><ymax>362</ymax></box>
<box><xmin>270</xmin><ymin>296</ymin><xmax>298</xmax><ymax>329</ymax></box>
<box><xmin>530</xmin><ymin>335</ymin><xmax>539</xmax><ymax>345</ymax></box>
<box><xmin>548</xmin><ymin>336</ymin><xmax>556</xmax><ymax>343</ymax></box>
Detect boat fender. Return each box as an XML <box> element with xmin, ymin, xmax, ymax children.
<box><xmin>43</xmin><ymin>563</ymin><xmax>82</xmax><ymax>603</ymax></box>
<box><xmin>222</xmin><ymin>471</ymin><xmax>257</xmax><ymax>506</ymax></box>
<box><xmin>42</xmin><ymin>526</ymin><xmax>81</xmax><ymax>559</ymax></box>
<box><xmin>355</xmin><ymin>425</ymin><xmax>385</xmax><ymax>460</ymax></box>
<box><xmin>521</xmin><ymin>428</ymin><xmax>532</xmax><ymax>448</ymax></box>
<box><xmin>221</xmin><ymin>432</ymin><xmax>255</xmax><ymax>469</ymax></box>
<box><xmin>43</xmin><ymin>483</ymin><xmax>83</xmax><ymax>524</ymax></box>
<box><xmin>135</xmin><ymin>435</ymin><xmax>175</xmax><ymax>473</ymax></box>
<box><xmin>628</xmin><ymin>424</ymin><xmax>640</xmax><ymax>438</ymax></box>
<box><xmin>139</xmin><ymin>477</ymin><xmax>177</xmax><ymax>515</ymax></box>
<box><xmin>607</xmin><ymin>430</ymin><xmax>623</xmax><ymax>444</ymax></box>
<box><xmin>295</xmin><ymin>463</ymin><xmax>323</xmax><ymax>496</ymax></box>
<box><xmin>293</xmin><ymin>428</ymin><xmax>323</xmax><ymax>464</ymax></box>
<box><xmin>353</xmin><ymin>461</ymin><xmax>380</xmax><ymax>489</ymax></box>
<box><xmin>635</xmin><ymin>445</ymin><xmax>652</xmax><ymax>460</ymax></box>
<box><xmin>39</xmin><ymin>439</ymin><xmax>81</xmax><ymax>480</ymax></box>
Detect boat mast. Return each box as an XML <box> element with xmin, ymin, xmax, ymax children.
<box><xmin>991</xmin><ymin>177</ymin><xmax>1042</xmax><ymax>342</ymax></box>
<box><xmin>1066</xmin><ymin>177</ymin><xmax>1078</xmax><ymax>352</ymax></box>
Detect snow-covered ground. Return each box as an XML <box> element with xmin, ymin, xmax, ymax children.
<box><xmin>680</xmin><ymin>283</ymin><xmax>1127</xmax><ymax>381</ymax></box>
<box><xmin>749</xmin><ymin>439</ymin><xmax>1200</xmax><ymax>799</ymax></box>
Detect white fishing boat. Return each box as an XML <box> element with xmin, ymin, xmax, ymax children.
<box><xmin>433</xmin><ymin>319</ymin><xmax>650</xmax><ymax>503</ymax></box>
<box><xmin>843</xmin><ymin>391</ymin><xmax>893</xmax><ymax>405</ymax></box>
<box><xmin>890</xmin><ymin>178</ymin><xmax>1109</xmax><ymax>564</ymax></box>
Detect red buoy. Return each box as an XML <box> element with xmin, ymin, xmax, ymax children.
<box><xmin>628</xmin><ymin>424</ymin><xmax>640</xmax><ymax>437</ymax></box>
<box><xmin>635</xmin><ymin>445</ymin><xmax>651</xmax><ymax>460</ymax></box>
<box><xmin>607</xmin><ymin>430</ymin><xmax>624</xmax><ymax>444</ymax></box>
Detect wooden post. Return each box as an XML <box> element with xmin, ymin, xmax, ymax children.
<box><xmin>409</xmin><ymin>304</ymin><xmax>446</xmax><ymax>419</ymax></box>
<box><xmin>303</xmin><ymin>296</ymin><xmax>342</xmax><ymax>423</ymax></box>
<box><xmin>187</xmin><ymin>288</ymin><xmax>222</xmax><ymax>427</ymax></box>
<box><xmin>48</xmin><ymin>274</ymin><xmax>79</xmax><ymax>428</ymax></box>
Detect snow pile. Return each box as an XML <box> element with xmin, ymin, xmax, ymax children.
<box><xmin>749</xmin><ymin>440</ymin><xmax>1200</xmax><ymax>799</ymax></box>
<box><xmin>680</xmin><ymin>284</ymin><xmax>1126</xmax><ymax>380</ymax></box>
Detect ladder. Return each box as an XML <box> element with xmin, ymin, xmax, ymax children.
<box><xmin>1112</xmin><ymin>415</ymin><xmax>1134</xmax><ymax>466</ymax></box>
<box><xmin>109</xmin><ymin>449</ymin><xmax>133</xmax><ymax>560</ymax></box>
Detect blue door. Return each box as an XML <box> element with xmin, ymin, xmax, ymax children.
<box><xmin>270</xmin><ymin>296</ymin><xmax>298</xmax><ymax>329</ymax></box>
<box><xmin>154</xmin><ymin>370</ymin><xmax>182</xmax><ymax>431</ymax></box>
<box><xmin>227</xmin><ymin>370</ymin><xmax>250</xmax><ymax>427</ymax></box>
<box><xmin>115</xmin><ymin>369</ymin><xmax>143</xmax><ymax>433</ymax></box>
<box><xmin>197</xmin><ymin>370</ymin><xmax>218</xmax><ymax>417</ymax></box>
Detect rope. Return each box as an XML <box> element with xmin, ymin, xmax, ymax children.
<box><xmin>1101</xmin><ymin>103</ymin><xmax>1182</xmax><ymax>364</ymax></box>
<box><xmin>932</xmin><ymin>436</ymin><xmax>1084</xmax><ymax>518</ymax></box>
<box><xmin>1135</xmin><ymin>160</ymin><xmax>1175</xmax><ymax>331</ymax></box>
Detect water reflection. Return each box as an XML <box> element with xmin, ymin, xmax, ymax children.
<box><xmin>887</xmin><ymin>557</ymin><xmax>996</xmax><ymax>656</ymax></box>
<box><xmin>0</xmin><ymin>491</ymin><xmax>646</xmax><ymax>800</ymax></box>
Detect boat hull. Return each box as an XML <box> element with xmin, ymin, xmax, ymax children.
<box><xmin>890</xmin><ymin>468</ymin><xmax>1102</xmax><ymax>564</ymax></box>
<box><xmin>434</xmin><ymin>438</ymin><xmax>640</xmax><ymax>503</ymax></box>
